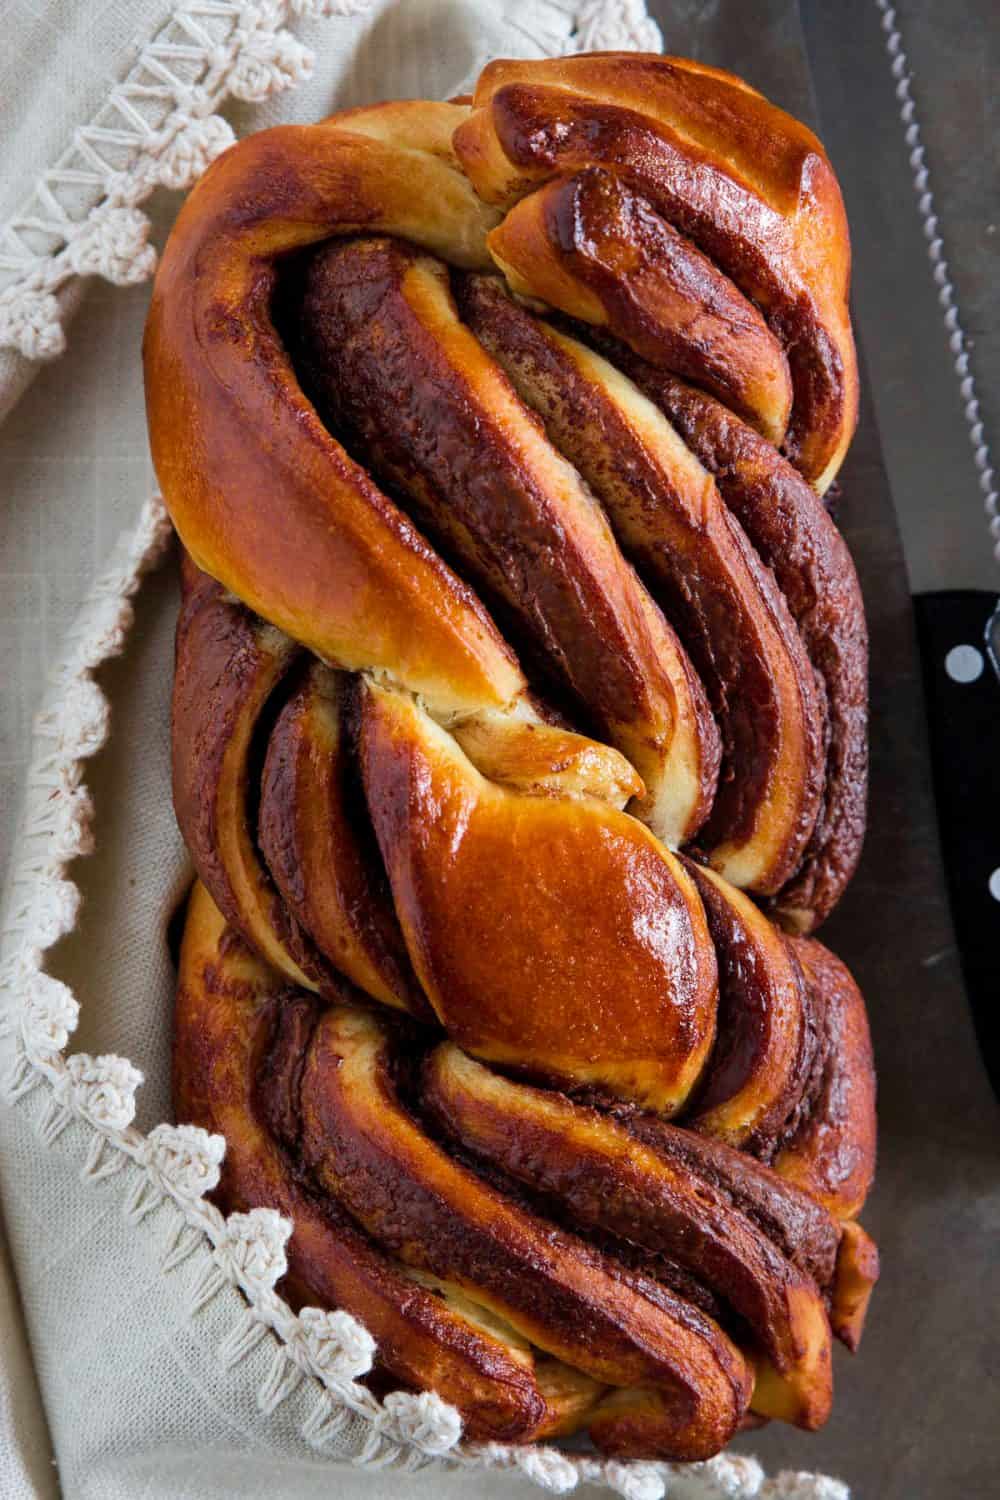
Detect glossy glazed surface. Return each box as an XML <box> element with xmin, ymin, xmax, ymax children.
<box><xmin>360</xmin><ymin>681</ymin><xmax>718</xmax><ymax>1113</ymax></box>
<box><xmin>154</xmin><ymin>55</ymin><xmax>877</xmax><ymax>1464</ymax></box>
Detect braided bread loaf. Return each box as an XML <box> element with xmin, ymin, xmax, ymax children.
<box><xmin>148</xmin><ymin>53</ymin><xmax>877</xmax><ymax>1461</ymax></box>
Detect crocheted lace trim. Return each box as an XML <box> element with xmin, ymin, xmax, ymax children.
<box><xmin>0</xmin><ymin>0</ymin><xmax>661</xmax><ymax>366</ymax></box>
<box><xmin>0</xmin><ymin>1</ymin><xmax>846</xmax><ymax>1493</ymax></box>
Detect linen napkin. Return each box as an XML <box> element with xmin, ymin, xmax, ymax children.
<box><xmin>0</xmin><ymin>5</ymin><xmax>862</xmax><ymax>1499</ymax></box>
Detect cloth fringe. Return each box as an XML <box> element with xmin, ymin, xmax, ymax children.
<box><xmin>0</xmin><ymin>3</ymin><xmax>850</xmax><ymax>1493</ymax></box>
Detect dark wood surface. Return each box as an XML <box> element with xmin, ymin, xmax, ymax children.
<box><xmin>731</xmin><ymin>358</ymin><xmax>1000</xmax><ymax>1500</ymax></box>
<box><xmin>642</xmin><ymin>3</ymin><xmax>1000</xmax><ymax>1492</ymax></box>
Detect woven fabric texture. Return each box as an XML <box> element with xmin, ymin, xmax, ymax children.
<box><xmin>0</xmin><ymin>4</ymin><xmax>852</xmax><ymax>1498</ymax></box>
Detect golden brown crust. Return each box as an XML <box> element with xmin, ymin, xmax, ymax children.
<box><xmin>454</xmin><ymin>54</ymin><xmax>858</xmax><ymax>491</ymax></box>
<box><xmin>156</xmin><ymin>59</ymin><xmax>876</xmax><ymax>1461</ymax></box>
<box><xmin>358</xmin><ymin>679</ymin><xmax>718</xmax><ymax>1114</ymax></box>
<box><xmin>257</xmin><ymin>662</ymin><xmax>429</xmax><ymax>1017</ymax></box>
<box><xmin>829</xmin><ymin>1219</ymin><xmax>879</xmax><ymax>1353</ymax></box>
<box><xmin>297</xmin><ymin>235</ymin><xmax>718</xmax><ymax>846</ymax></box>
<box><xmin>422</xmin><ymin>1044</ymin><xmax>833</xmax><ymax>1426</ymax></box>
<box><xmin>682</xmin><ymin>861</ymin><xmax>816</xmax><ymax>1156</ymax></box>
<box><xmin>171</xmin><ymin>572</ymin><xmax>339</xmax><ymax>996</ymax></box>
<box><xmin>299</xmin><ymin>1004</ymin><xmax>752</xmax><ymax>1458</ymax></box>
<box><xmin>151</xmin><ymin>62</ymin><xmax>866</xmax><ymax>910</ymax></box>
<box><xmin>457</xmin><ymin>274</ymin><xmax>826</xmax><ymax>892</ymax></box>
<box><xmin>614</xmin><ymin>1113</ymin><xmax>840</xmax><ymax>1293</ymax></box>
<box><xmin>774</xmin><ymin>938</ymin><xmax>877</xmax><ymax>1218</ymax></box>
<box><xmin>174</xmin><ymin>882</ymin><xmax>553</xmax><ymax>1443</ymax></box>
<box><xmin>177</xmin><ymin>882</ymin><xmax>754</xmax><ymax>1457</ymax></box>
<box><xmin>590</xmin><ymin>348</ymin><xmax>868</xmax><ymax>930</ymax></box>
<box><xmin>145</xmin><ymin>113</ymin><xmax>525</xmax><ymax>721</ymax></box>
<box><xmin>174</xmin><ymin>863</ymin><xmax>873</xmax><ymax>1454</ymax></box>
<box><xmin>485</xmin><ymin>169</ymin><xmax>793</xmax><ymax>443</ymax></box>
<box><xmin>450</xmin><ymin>709</ymin><xmax>644</xmax><ymax>806</ymax></box>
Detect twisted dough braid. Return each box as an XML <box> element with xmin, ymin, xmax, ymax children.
<box><xmin>149</xmin><ymin>54</ymin><xmax>876</xmax><ymax>1461</ymax></box>
<box><xmin>177</xmin><ymin>882</ymin><xmax>876</xmax><ymax>1455</ymax></box>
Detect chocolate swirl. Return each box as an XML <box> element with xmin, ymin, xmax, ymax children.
<box><xmin>149</xmin><ymin>53</ymin><xmax>878</xmax><ymax>1462</ymax></box>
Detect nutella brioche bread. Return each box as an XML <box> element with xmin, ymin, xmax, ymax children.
<box><xmin>148</xmin><ymin>52</ymin><xmax>876</xmax><ymax>1462</ymax></box>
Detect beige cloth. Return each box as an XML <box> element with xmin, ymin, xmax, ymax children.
<box><xmin>1</xmin><ymin>0</ymin><xmax>616</xmax><ymax>887</ymax></box>
<box><xmin>0</xmin><ymin>4</ymin><xmax>849</xmax><ymax>1499</ymax></box>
